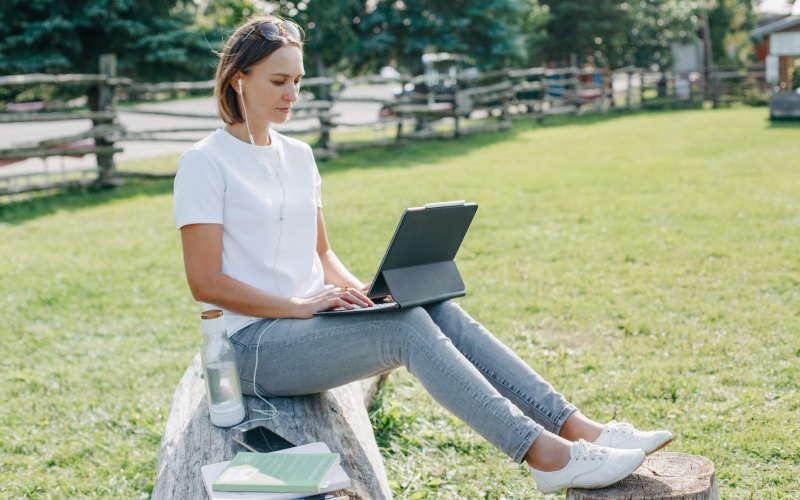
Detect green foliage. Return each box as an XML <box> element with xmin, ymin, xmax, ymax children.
<box><xmin>538</xmin><ymin>0</ymin><xmax>630</xmax><ymax>64</ymax></box>
<box><xmin>271</xmin><ymin>0</ymin><xmax>364</xmax><ymax>77</ymax></box>
<box><xmin>348</xmin><ymin>0</ymin><xmax>532</xmax><ymax>74</ymax></box>
<box><xmin>0</xmin><ymin>0</ymin><xmax>764</xmax><ymax>95</ymax></box>
<box><xmin>707</xmin><ymin>0</ymin><xmax>755</xmax><ymax>66</ymax></box>
<box><xmin>708</xmin><ymin>0</ymin><xmax>736</xmax><ymax>64</ymax></box>
<box><xmin>536</xmin><ymin>0</ymin><xmax>699</xmax><ymax>68</ymax></box>
<box><xmin>201</xmin><ymin>0</ymin><xmax>540</xmax><ymax>77</ymax></box>
<box><xmin>265</xmin><ymin>0</ymin><xmax>538</xmax><ymax>75</ymax></box>
<box><xmin>0</xmin><ymin>0</ymin><xmax>214</xmax><ymax>81</ymax></box>
<box><xmin>2</xmin><ymin>108</ymin><xmax>799</xmax><ymax>498</ymax></box>
<box><xmin>537</xmin><ymin>0</ymin><xmax>756</xmax><ymax>69</ymax></box>
<box><xmin>201</xmin><ymin>0</ymin><xmax>261</xmax><ymax>29</ymax></box>
<box><xmin>621</xmin><ymin>0</ymin><xmax>699</xmax><ymax>69</ymax></box>
<box><xmin>196</xmin><ymin>0</ymin><xmax>365</xmax><ymax>80</ymax></box>
<box><xmin>199</xmin><ymin>0</ymin><xmax>760</xmax><ymax>74</ymax></box>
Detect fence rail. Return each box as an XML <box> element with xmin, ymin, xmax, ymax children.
<box><xmin>0</xmin><ymin>55</ymin><xmax>769</xmax><ymax>203</ymax></box>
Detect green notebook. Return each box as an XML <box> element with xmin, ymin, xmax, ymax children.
<box><xmin>211</xmin><ymin>452</ymin><xmax>341</xmax><ymax>493</ymax></box>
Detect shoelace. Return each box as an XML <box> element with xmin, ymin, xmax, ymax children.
<box><xmin>605</xmin><ymin>419</ymin><xmax>635</xmax><ymax>435</ymax></box>
<box><xmin>573</xmin><ymin>438</ymin><xmax>609</xmax><ymax>460</ymax></box>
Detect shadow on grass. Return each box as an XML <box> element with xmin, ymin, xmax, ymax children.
<box><xmin>0</xmin><ymin>177</ymin><xmax>174</xmax><ymax>225</ymax></box>
<box><xmin>0</xmin><ymin>107</ymin><xmax>723</xmax><ymax>225</ymax></box>
<box><xmin>767</xmin><ymin>118</ymin><xmax>800</xmax><ymax>128</ymax></box>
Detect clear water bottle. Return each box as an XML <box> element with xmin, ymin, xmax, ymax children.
<box><xmin>200</xmin><ymin>310</ymin><xmax>246</xmax><ymax>427</ymax></box>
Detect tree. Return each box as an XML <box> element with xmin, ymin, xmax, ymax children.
<box><xmin>534</xmin><ymin>0</ymin><xmax>756</xmax><ymax>70</ymax></box>
<box><xmin>264</xmin><ymin>0</ymin><xmax>364</xmax><ymax>77</ymax></box>
<box><xmin>346</xmin><ymin>0</ymin><xmax>532</xmax><ymax>75</ymax></box>
<box><xmin>622</xmin><ymin>0</ymin><xmax>701</xmax><ymax>70</ymax></box>
<box><xmin>0</xmin><ymin>0</ymin><xmax>212</xmax><ymax>81</ymax></box>
<box><xmin>520</xmin><ymin>1</ymin><xmax>552</xmax><ymax>67</ymax></box>
<box><xmin>707</xmin><ymin>0</ymin><xmax>755</xmax><ymax>66</ymax></box>
<box><xmin>199</xmin><ymin>0</ymin><xmax>363</xmax><ymax>80</ymax></box>
<box><xmin>200</xmin><ymin>0</ymin><xmax>543</xmax><ymax>78</ymax></box>
<box><xmin>537</xmin><ymin>0</ymin><xmax>631</xmax><ymax>66</ymax></box>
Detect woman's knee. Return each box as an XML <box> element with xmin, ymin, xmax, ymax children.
<box><xmin>396</xmin><ymin>306</ymin><xmax>438</xmax><ymax>336</ymax></box>
<box><xmin>424</xmin><ymin>299</ymin><xmax>468</xmax><ymax>324</ymax></box>
<box><xmin>399</xmin><ymin>307</ymin><xmax>458</xmax><ymax>355</ymax></box>
<box><xmin>403</xmin><ymin>305</ymin><xmax>432</xmax><ymax>322</ymax></box>
<box><xmin>383</xmin><ymin>307</ymin><xmax>440</xmax><ymax>347</ymax></box>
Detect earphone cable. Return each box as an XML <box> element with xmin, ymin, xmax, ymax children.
<box><xmin>232</xmin><ymin>318</ymin><xmax>283</xmax><ymax>431</ymax></box>
<box><xmin>232</xmin><ymin>79</ymin><xmax>288</xmax><ymax>427</ymax></box>
<box><xmin>238</xmin><ymin>80</ymin><xmax>286</xmax><ymax>296</ymax></box>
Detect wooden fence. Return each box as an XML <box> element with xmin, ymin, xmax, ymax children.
<box><xmin>0</xmin><ymin>54</ymin><xmax>768</xmax><ymax>202</ymax></box>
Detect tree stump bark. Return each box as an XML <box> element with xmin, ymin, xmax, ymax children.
<box><xmin>152</xmin><ymin>354</ymin><xmax>393</xmax><ymax>500</ymax></box>
<box><xmin>566</xmin><ymin>452</ymin><xmax>718</xmax><ymax>500</ymax></box>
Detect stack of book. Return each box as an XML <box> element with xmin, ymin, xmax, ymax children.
<box><xmin>201</xmin><ymin>442</ymin><xmax>351</xmax><ymax>500</ymax></box>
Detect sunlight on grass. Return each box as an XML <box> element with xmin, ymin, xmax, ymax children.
<box><xmin>1</xmin><ymin>107</ymin><xmax>798</xmax><ymax>499</ymax></box>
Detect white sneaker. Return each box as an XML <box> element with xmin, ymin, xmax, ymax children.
<box><xmin>528</xmin><ymin>439</ymin><xmax>645</xmax><ymax>495</ymax></box>
<box><xmin>593</xmin><ymin>420</ymin><xmax>673</xmax><ymax>455</ymax></box>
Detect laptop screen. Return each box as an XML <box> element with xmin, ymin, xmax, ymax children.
<box><xmin>380</xmin><ymin>203</ymin><xmax>478</xmax><ymax>270</ymax></box>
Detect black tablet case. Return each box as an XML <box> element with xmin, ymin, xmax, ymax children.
<box><xmin>367</xmin><ymin>203</ymin><xmax>478</xmax><ymax>309</ymax></box>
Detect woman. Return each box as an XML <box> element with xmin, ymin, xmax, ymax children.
<box><xmin>174</xmin><ymin>16</ymin><xmax>673</xmax><ymax>494</ymax></box>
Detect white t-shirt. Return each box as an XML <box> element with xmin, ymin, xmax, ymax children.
<box><xmin>174</xmin><ymin>128</ymin><xmax>334</xmax><ymax>335</ymax></box>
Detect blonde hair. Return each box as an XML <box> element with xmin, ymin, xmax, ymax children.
<box><xmin>214</xmin><ymin>16</ymin><xmax>304</xmax><ymax>124</ymax></box>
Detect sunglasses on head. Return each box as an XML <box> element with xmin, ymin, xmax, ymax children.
<box><xmin>242</xmin><ymin>21</ymin><xmax>302</xmax><ymax>42</ymax></box>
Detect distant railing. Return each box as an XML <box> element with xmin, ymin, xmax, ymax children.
<box><xmin>0</xmin><ymin>54</ymin><xmax>768</xmax><ymax>202</ymax></box>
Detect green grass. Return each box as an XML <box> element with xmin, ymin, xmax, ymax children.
<box><xmin>1</xmin><ymin>107</ymin><xmax>799</xmax><ymax>499</ymax></box>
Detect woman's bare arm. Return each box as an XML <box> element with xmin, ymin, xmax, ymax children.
<box><xmin>180</xmin><ymin>223</ymin><xmax>368</xmax><ymax>319</ymax></box>
<box><xmin>181</xmin><ymin>224</ymin><xmax>300</xmax><ymax>318</ymax></box>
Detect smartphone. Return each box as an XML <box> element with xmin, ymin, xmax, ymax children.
<box><xmin>232</xmin><ymin>426</ymin><xmax>296</xmax><ymax>453</ymax></box>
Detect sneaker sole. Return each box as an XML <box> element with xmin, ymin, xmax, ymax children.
<box><xmin>537</xmin><ymin>453</ymin><xmax>647</xmax><ymax>495</ymax></box>
<box><xmin>645</xmin><ymin>438</ymin><xmax>673</xmax><ymax>455</ymax></box>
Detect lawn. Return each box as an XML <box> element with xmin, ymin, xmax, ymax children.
<box><xmin>1</xmin><ymin>107</ymin><xmax>798</xmax><ymax>499</ymax></box>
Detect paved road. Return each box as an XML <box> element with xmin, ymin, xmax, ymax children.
<box><xmin>0</xmin><ymin>83</ymin><xmax>398</xmax><ymax>178</ymax></box>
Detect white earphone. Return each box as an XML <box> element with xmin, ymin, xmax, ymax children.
<box><xmin>231</xmin><ymin>75</ymin><xmax>286</xmax><ymax>430</ymax></box>
<box><xmin>236</xmin><ymin>75</ymin><xmax>286</xmax><ymax>286</ymax></box>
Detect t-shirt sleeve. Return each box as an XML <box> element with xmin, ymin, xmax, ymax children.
<box><xmin>173</xmin><ymin>148</ymin><xmax>225</xmax><ymax>230</ymax></box>
<box><xmin>308</xmin><ymin>144</ymin><xmax>323</xmax><ymax>208</ymax></box>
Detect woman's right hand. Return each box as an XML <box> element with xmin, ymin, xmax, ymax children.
<box><xmin>292</xmin><ymin>287</ymin><xmax>374</xmax><ymax>319</ymax></box>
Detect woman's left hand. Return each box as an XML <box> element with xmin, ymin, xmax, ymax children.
<box><xmin>361</xmin><ymin>283</ymin><xmax>392</xmax><ymax>302</ymax></box>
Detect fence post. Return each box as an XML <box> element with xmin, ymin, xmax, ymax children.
<box><xmin>641</xmin><ymin>71</ymin><xmax>647</xmax><ymax>107</ymax></box>
<box><xmin>572</xmin><ymin>66</ymin><xmax>581</xmax><ymax>114</ymax></box>
<box><xmin>396</xmin><ymin>118</ymin><xmax>404</xmax><ymax>143</ymax></box>
<box><xmin>711</xmin><ymin>67</ymin><xmax>720</xmax><ymax>108</ymax></box>
<box><xmin>699</xmin><ymin>67</ymin><xmax>706</xmax><ymax>103</ymax></box>
<box><xmin>671</xmin><ymin>71</ymin><xmax>678</xmax><ymax>108</ymax></box>
<box><xmin>626</xmin><ymin>71</ymin><xmax>633</xmax><ymax>108</ymax></box>
<box><xmin>318</xmin><ymin>79</ymin><xmax>331</xmax><ymax>150</ymax></box>
<box><xmin>500</xmin><ymin>69</ymin><xmax>512</xmax><ymax>124</ymax></box>
<box><xmin>94</xmin><ymin>53</ymin><xmax>118</xmax><ymax>185</ymax></box>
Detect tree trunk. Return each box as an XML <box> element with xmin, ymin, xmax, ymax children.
<box><xmin>151</xmin><ymin>354</ymin><xmax>393</xmax><ymax>500</ymax></box>
<box><xmin>566</xmin><ymin>452</ymin><xmax>718</xmax><ymax>500</ymax></box>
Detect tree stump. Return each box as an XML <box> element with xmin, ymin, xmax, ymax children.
<box><xmin>566</xmin><ymin>452</ymin><xmax>718</xmax><ymax>500</ymax></box>
<box><xmin>152</xmin><ymin>354</ymin><xmax>393</xmax><ymax>500</ymax></box>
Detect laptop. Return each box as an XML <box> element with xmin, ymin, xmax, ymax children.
<box><xmin>314</xmin><ymin>200</ymin><xmax>478</xmax><ymax>316</ymax></box>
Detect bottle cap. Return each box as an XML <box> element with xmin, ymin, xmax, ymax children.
<box><xmin>201</xmin><ymin>309</ymin><xmax>226</xmax><ymax>334</ymax></box>
<box><xmin>201</xmin><ymin>310</ymin><xmax>223</xmax><ymax>320</ymax></box>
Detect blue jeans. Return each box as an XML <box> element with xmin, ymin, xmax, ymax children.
<box><xmin>229</xmin><ymin>300</ymin><xmax>577</xmax><ymax>463</ymax></box>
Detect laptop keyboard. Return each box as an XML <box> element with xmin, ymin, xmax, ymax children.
<box><xmin>330</xmin><ymin>301</ymin><xmax>399</xmax><ymax>313</ymax></box>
